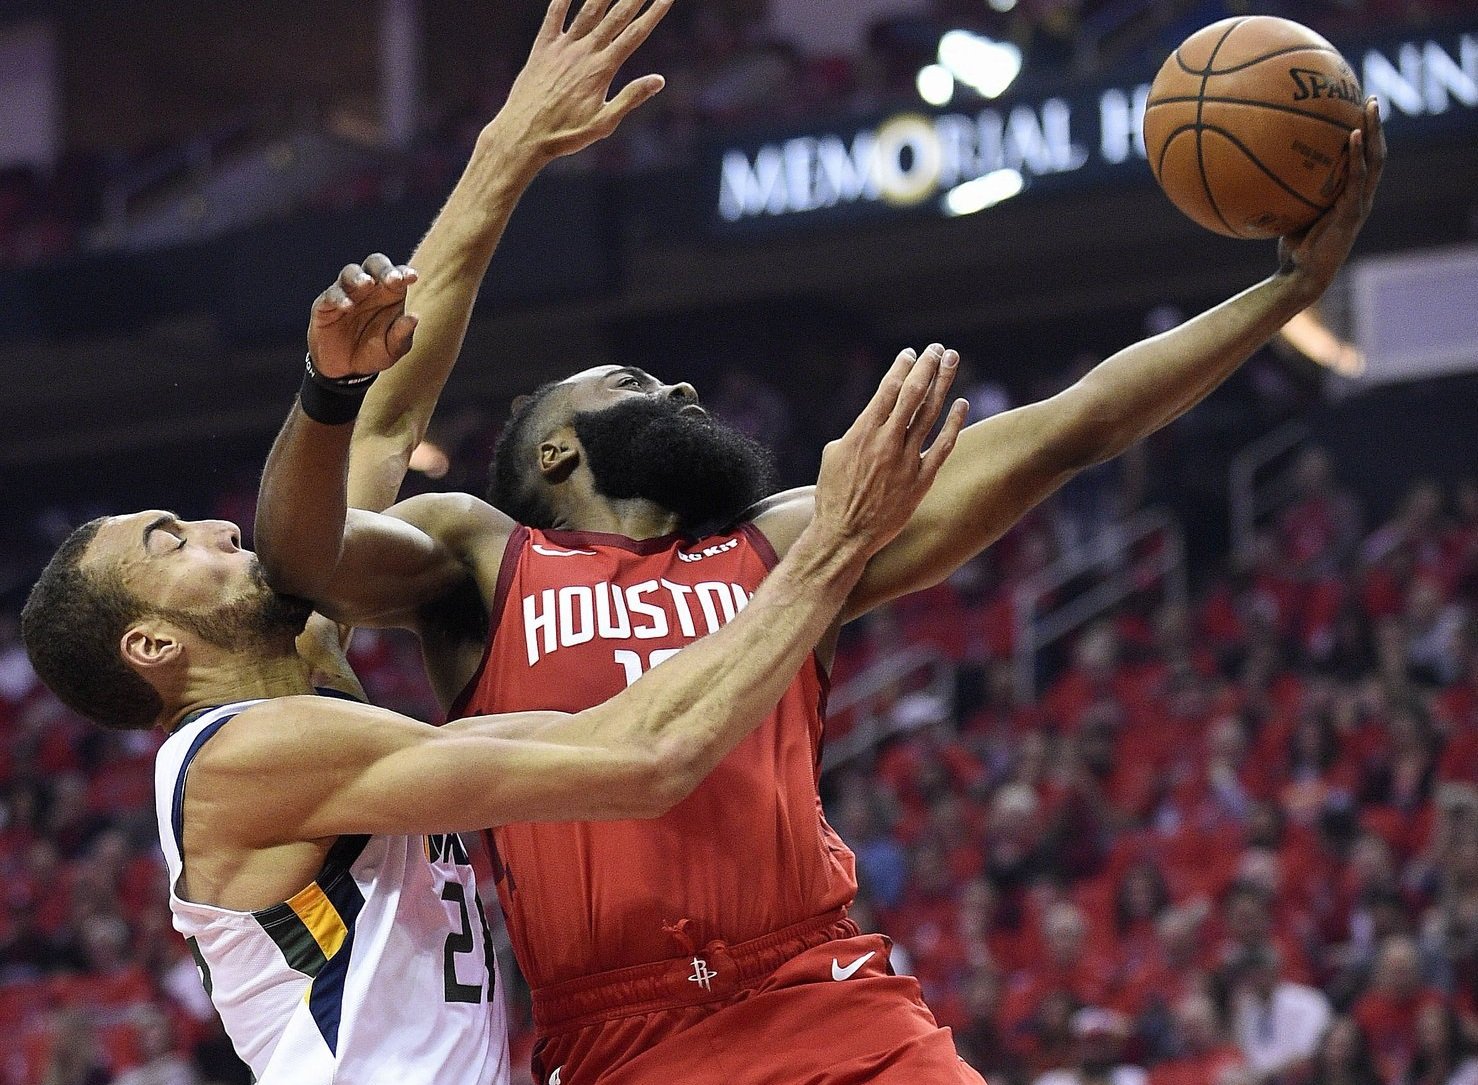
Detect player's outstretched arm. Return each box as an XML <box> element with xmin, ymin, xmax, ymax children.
<box><xmin>348</xmin><ymin>0</ymin><xmax>674</xmax><ymax>512</ymax></box>
<box><xmin>229</xmin><ymin>353</ymin><xmax>968</xmax><ymax>835</ymax></box>
<box><xmin>759</xmin><ymin>99</ymin><xmax>1385</xmax><ymax>621</ymax></box>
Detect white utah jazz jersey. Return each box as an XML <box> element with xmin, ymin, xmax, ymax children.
<box><xmin>154</xmin><ymin>700</ymin><xmax>509</xmax><ymax>1084</ymax></box>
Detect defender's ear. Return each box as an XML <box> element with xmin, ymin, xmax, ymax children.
<box><xmin>120</xmin><ymin>621</ymin><xmax>184</xmax><ymax>673</ymax></box>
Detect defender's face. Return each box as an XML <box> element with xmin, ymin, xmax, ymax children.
<box><xmin>85</xmin><ymin>510</ymin><xmax>261</xmax><ymax>615</ymax></box>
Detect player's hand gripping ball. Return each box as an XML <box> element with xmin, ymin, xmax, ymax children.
<box><xmin>1143</xmin><ymin>16</ymin><xmax>1364</xmax><ymax>239</ymax></box>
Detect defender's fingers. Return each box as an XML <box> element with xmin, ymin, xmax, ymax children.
<box><xmin>905</xmin><ymin>349</ymin><xmax>960</xmax><ymax>455</ymax></box>
<box><xmin>612</xmin><ymin>0</ymin><xmax>676</xmax><ymax>60</ymax></box>
<box><xmin>567</xmin><ymin>0</ymin><xmax>614</xmax><ymax>38</ymax></box>
<box><xmin>539</xmin><ymin>0</ymin><xmax>574</xmax><ymax>41</ymax></box>
<box><xmin>595</xmin><ymin>0</ymin><xmax>649</xmax><ymax>45</ymax></box>
<box><xmin>887</xmin><ymin>344</ymin><xmax>945</xmax><ymax>434</ymax></box>
<box><xmin>603</xmin><ymin>74</ymin><xmax>665</xmax><ymax>126</ymax></box>
<box><xmin>918</xmin><ymin>399</ymin><xmax>970</xmax><ymax>486</ymax></box>
<box><xmin>860</xmin><ymin>350</ymin><xmax>916</xmax><ymax>427</ymax></box>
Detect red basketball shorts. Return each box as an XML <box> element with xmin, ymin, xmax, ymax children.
<box><xmin>529</xmin><ymin>922</ymin><xmax>985</xmax><ymax>1085</ymax></box>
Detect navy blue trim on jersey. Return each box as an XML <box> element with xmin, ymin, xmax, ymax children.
<box><xmin>307</xmin><ymin>855</ymin><xmax>369</xmax><ymax>1053</ymax></box>
<box><xmin>170</xmin><ymin>713</ymin><xmax>241</xmax><ymax>854</ymax></box>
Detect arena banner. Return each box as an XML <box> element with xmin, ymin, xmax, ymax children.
<box><xmin>705</xmin><ymin>20</ymin><xmax>1478</xmax><ymax>234</ymax></box>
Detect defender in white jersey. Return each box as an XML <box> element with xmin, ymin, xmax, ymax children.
<box><xmin>19</xmin><ymin>250</ymin><xmax>967</xmax><ymax>1080</ymax></box>
<box><xmin>155</xmin><ymin>699</ymin><xmax>507</xmax><ymax>1083</ymax></box>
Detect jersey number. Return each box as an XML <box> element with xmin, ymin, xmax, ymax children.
<box><xmin>614</xmin><ymin>648</ymin><xmax>682</xmax><ymax>688</ymax></box>
<box><xmin>441</xmin><ymin>881</ymin><xmax>496</xmax><ymax>1004</ymax></box>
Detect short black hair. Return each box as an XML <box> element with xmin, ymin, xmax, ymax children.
<box><xmin>21</xmin><ymin>518</ymin><xmax>163</xmax><ymax>731</ymax></box>
<box><xmin>487</xmin><ymin>380</ymin><xmax>564</xmax><ymax>527</ymax></box>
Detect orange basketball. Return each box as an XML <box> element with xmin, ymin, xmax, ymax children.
<box><xmin>1143</xmin><ymin>16</ymin><xmax>1363</xmax><ymax>239</ymax></box>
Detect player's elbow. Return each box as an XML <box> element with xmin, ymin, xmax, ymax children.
<box><xmin>1046</xmin><ymin>386</ymin><xmax>1132</xmax><ymax>471</ymax></box>
<box><xmin>624</xmin><ymin>738</ymin><xmax>705</xmax><ymax>818</ymax></box>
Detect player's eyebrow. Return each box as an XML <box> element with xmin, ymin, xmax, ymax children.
<box><xmin>141</xmin><ymin>512</ymin><xmax>182</xmax><ymax>548</ymax></box>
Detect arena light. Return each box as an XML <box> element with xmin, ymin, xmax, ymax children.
<box><xmin>1278</xmin><ymin>308</ymin><xmax>1365</xmax><ymax>377</ymax></box>
<box><xmin>936</xmin><ymin>30</ymin><xmax>1023</xmax><ymax>100</ymax></box>
<box><xmin>409</xmin><ymin>439</ymin><xmax>451</xmax><ymax>479</ymax></box>
<box><xmin>917</xmin><ymin>63</ymin><xmax>956</xmax><ymax>107</ymax></box>
<box><xmin>987</xmin><ymin>0</ymin><xmax>1018</xmax><ymax>10</ymax></box>
<box><xmin>943</xmin><ymin>168</ymin><xmax>1024</xmax><ymax>216</ymax></box>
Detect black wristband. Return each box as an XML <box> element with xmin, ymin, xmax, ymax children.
<box><xmin>298</xmin><ymin>354</ymin><xmax>377</xmax><ymax>426</ymax></box>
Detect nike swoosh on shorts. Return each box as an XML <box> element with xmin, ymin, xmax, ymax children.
<box><xmin>831</xmin><ymin>950</ymin><xmax>876</xmax><ymax>981</ymax></box>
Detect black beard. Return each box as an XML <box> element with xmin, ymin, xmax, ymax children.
<box><xmin>572</xmin><ymin>396</ymin><xmax>776</xmax><ymax>534</ymax></box>
<box><xmin>156</xmin><ymin>559</ymin><xmax>311</xmax><ymax>654</ymax></box>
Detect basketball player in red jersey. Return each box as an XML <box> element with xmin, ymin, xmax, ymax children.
<box><xmin>256</xmin><ymin>6</ymin><xmax>1386</xmax><ymax>1074</ymax></box>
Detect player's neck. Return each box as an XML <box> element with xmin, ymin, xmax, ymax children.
<box><xmin>553</xmin><ymin>495</ymin><xmax>682</xmax><ymax>540</ymax></box>
<box><xmin>165</xmin><ymin>649</ymin><xmax>315</xmax><ymax>732</ymax></box>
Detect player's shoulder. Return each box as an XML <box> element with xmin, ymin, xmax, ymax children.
<box><xmin>743</xmin><ymin>485</ymin><xmax>816</xmax><ymax>557</ymax></box>
<box><xmin>389</xmin><ymin>490</ymin><xmax>514</xmax><ymax>541</ymax></box>
<box><xmin>187</xmin><ymin>696</ymin><xmax>381</xmax><ymax>772</ymax></box>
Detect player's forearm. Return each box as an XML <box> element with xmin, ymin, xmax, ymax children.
<box><xmin>257</xmin><ymin>404</ymin><xmax>357</xmax><ymax>599</ymax></box>
<box><xmin>349</xmin><ymin>123</ymin><xmax>546</xmax><ymax>509</ymax></box>
<box><xmin>1060</xmin><ymin>270</ymin><xmax>1316</xmax><ymax>465</ymax></box>
<box><xmin>589</xmin><ymin>524</ymin><xmax>869</xmax><ymax>812</ymax></box>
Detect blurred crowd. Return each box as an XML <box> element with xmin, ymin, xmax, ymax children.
<box><xmin>825</xmin><ymin>451</ymin><xmax>1478</xmax><ymax>1085</ymax></box>
<box><xmin>3</xmin><ymin>0</ymin><xmax>1470</xmax><ymax>267</ymax></box>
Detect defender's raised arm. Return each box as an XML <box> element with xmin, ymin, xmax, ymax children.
<box><xmin>349</xmin><ymin>0</ymin><xmax>674</xmax><ymax>512</ymax></box>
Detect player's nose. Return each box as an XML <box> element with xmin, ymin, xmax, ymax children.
<box><xmin>195</xmin><ymin>520</ymin><xmax>242</xmax><ymax>551</ymax></box>
<box><xmin>663</xmin><ymin>381</ymin><xmax>699</xmax><ymax>405</ymax></box>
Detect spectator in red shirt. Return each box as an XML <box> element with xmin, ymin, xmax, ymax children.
<box><xmin>1352</xmin><ymin>935</ymin><xmax>1448</xmax><ymax>1085</ymax></box>
<box><xmin>1002</xmin><ymin>902</ymin><xmax>1119</xmax><ymax>1033</ymax></box>
<box><xmin>1278</xmin><ymin>446</ymin><xmax>1362</xmax><ymax>579</ymax></box>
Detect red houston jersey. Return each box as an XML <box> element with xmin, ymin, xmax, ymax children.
<box><xmin>451</xmin><ymin>523</ymin><xmax>858</xmax><ymax>990</ymax></box>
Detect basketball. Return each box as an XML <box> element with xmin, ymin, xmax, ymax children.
<box><xmin>1143</xmin><ymin>16</ymin><xmax>1364</xmax><ymax>239</ymax></box>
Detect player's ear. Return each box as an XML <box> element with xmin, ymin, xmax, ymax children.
<box><xmin>120</xmin><ymin>620</ymin><xmax>184</xmax><ymax>674</ymax></box>
<box><xmin>537</xmin><ymin>428</ymin><xmax>579</xmax><ymax>484</ymax></box>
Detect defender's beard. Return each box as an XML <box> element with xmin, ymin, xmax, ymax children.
<box><xmin>155</xmin><ymin>559</ymin><xmax>312</xmax><ymax>655</ymax></box>
<box><xmin>572</xmin><ymin>397</ymin><xmax>776</xmax><ymax>533</ymax></box>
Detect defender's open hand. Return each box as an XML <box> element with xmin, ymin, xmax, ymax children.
<box><xmin>495</xmin><ymin>0</ymin><xmax>676</xmax><ymax>164</ymax></box>
<box><xmin>814</xmin><ymin>344</ymin><xmax>969</xmax><ymax>556</ymax></box>
<box><xmin>306</xmin><ymin>254</ymin><xmax>420</xmax><ymax>380</ymax></box>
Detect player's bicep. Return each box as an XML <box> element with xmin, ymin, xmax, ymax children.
<box><xmin>304</xmin><ymin>506</ymin><xmax>462</xmax><ymax>627</ymax></box>
<box><xmin>748</xmin><ymin>487</ymin><xmax>817</xmax><ymax>556</ymax></box>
